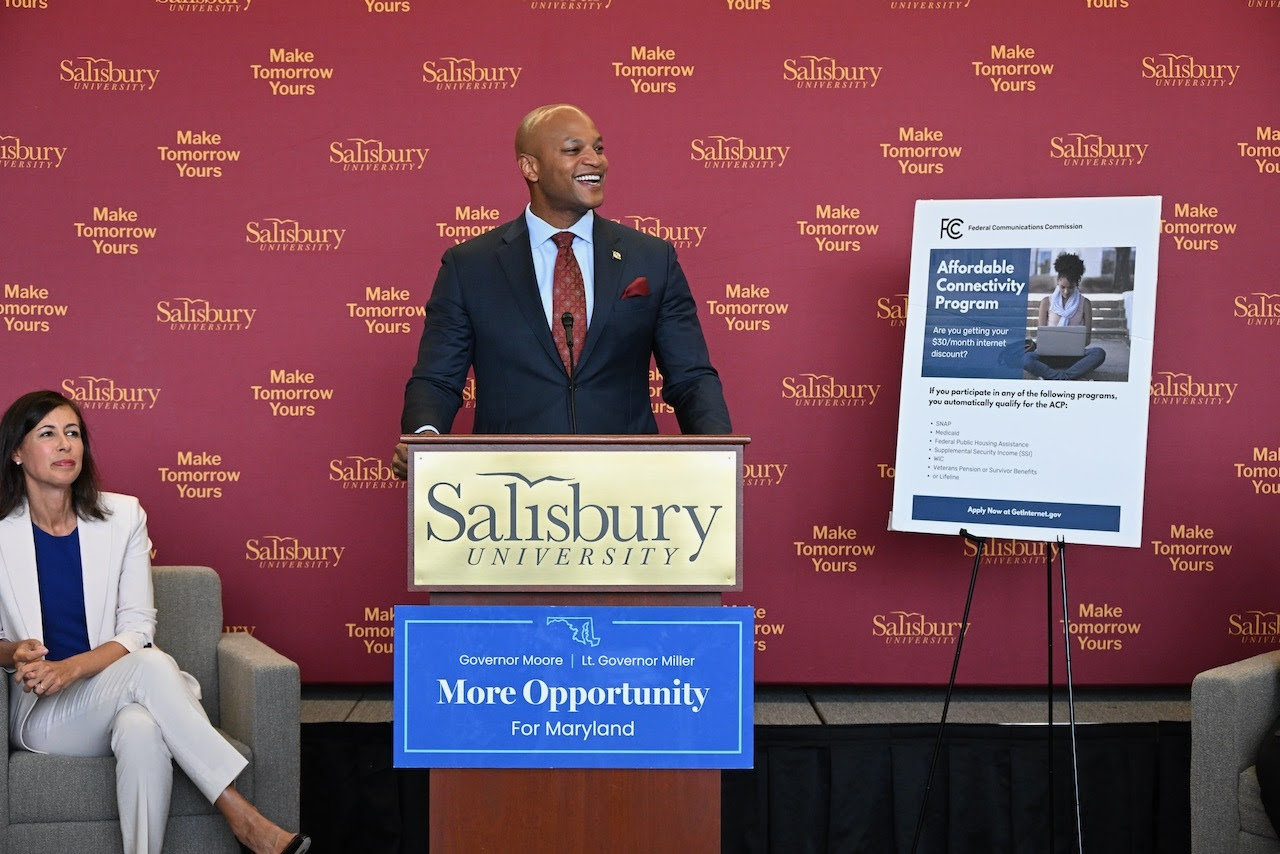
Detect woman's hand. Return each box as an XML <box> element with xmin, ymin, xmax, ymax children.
<box><xmin>17</xmin><ymin>652</ymin><xmax>79</xmax><ymax>697</ymax></box>
<box><xmin>14</xmin><ymin>640</ymin><xmax>128</xmax><ymax>697</ymax></box>
<box><xmin>9</xmin><ymin>639</ymin><xmax>46</xmax><ymax>668</ymax></box>
<box><xmin>11</xmin><ymin>639</ymin><xmax>48</xmax><ymax>693</ymax></box>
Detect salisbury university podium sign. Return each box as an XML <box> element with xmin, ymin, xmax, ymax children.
<box><xmin>407</xmin><ymin>434</ymin><xmax>743</xmax><ymax>592</ymax></box>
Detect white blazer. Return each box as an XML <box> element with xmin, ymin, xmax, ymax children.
<box><xmin>0</xmin><ymin>492</ymin><xmax>156</xmax><ymax>750</ymax></box>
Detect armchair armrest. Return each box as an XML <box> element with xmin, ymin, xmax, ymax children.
<box><xmin>217</xmin><ymin>631</ymin><xmax>300</xmax><ymax>828</ymax></box>
<box><xmin>0</xmin><ymin>674</ymin><xmax>8</xmax><ymax>841</ymax></box>
<box><xmin>1191</xmin><ymin>650</ymin><xmax>1280</xmax><ymax>854</ymax></box>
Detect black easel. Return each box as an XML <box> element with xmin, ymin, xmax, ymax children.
<box><xmin>910</xmin><ymin>529</ymin><xmax>985</xmax><ymax>854</ymax></box>
<box><xmin>1049</xmin><ymin>538</ymin><xmax>1084</xmax><ymax>853</ymax></box>
<box><xmin>910</xmin><ymin>531</ymin><xmax>1084</xmax><ymax>854</ymax></box>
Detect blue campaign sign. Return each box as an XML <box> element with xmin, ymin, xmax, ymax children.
<box><xmin>393</xmin><ymin>605</ymin><xmax>754</xmax><ymax>769</ymax></box>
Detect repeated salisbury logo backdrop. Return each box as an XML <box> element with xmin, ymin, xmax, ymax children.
<box><xmin>3</xmin><ymin>0</ymin><xmax>1277</xmax><ymax>684</ymax></box>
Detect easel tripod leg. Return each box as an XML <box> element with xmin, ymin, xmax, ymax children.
<box><xmin>911</xmin><ymin>529</ymin><xmax>986</xmax><ymax>854</ymax></box>
<box><xmin>1055</xmin><ymin>539</ymin><xmax>1084</xmax><ymax>852</ymax></box>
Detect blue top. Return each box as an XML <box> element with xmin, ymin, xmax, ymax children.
<box><xmin>32</xmin><ymin>524</ymin><xmax>91</xmax><ymax>661</ymax></box>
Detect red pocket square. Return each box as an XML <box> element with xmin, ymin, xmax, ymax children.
<box><xmin>621</xmin><ymin>277</ymin><xmax>650</xmax><ymax>299</ymax></box>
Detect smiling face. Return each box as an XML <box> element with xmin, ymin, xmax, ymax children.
<box><xmin>1056</xmin><ymin>275</ymin><xmax>1077</xmax><ymax>297</ymax></box>
<box><xmin>517</xmin><ymin>106</ymin><xmax>608</xmax><ymax>229</ymax></box>
<box><xmin>12</xmin><ymin>404</ymin><xmax>83</xmax><ymax>495</ymax></box>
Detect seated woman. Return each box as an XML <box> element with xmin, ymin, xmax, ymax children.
<box><xmin>1023</xmin><ymin>252</ymin><xmax>1106</xmax><ymax>380</ymax></box>
<box><xmin>0</xmin><ymin>390</ymin><xmax>309</xmax><ymax>854</ymax></box>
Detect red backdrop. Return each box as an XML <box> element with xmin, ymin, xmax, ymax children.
<box><xmin>3</xmin><ymin>0</ymin><xmax>1279</xmax><ymax>685</ymax></box>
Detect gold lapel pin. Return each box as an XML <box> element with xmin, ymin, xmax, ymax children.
<box><xmin>612</xmin><ymin>250</ymin><xmax>622</xmax><ymax>261</ymax></box>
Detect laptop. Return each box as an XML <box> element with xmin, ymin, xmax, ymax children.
<box><xmin>1033</xmin><ymin>326</ymin><xmax>1087</xmax><ymax>357</ymax></box>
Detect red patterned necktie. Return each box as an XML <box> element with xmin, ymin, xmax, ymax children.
<box><xmin>551</xmin><ymin>231</ymin><xmax>586</xmax><ymax>374</ymax></box>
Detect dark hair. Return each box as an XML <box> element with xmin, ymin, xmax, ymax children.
<box><xmin>1053</xmin><ymin>252</ymin><xmax>1085</xmax><ymax>285</ymax></box>
<box><xmin>0</xmin><ymin>390</ymin><xmax>108</xmax><ymax>521</ymax></box>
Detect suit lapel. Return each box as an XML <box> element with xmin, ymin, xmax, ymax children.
<box><xmin>496</xmin><ymin>217</ymin><xmax>564</xmax><ymax>370</ymax></box>
<box><xmin>77</xmin><ymin>514</ymin><xmax>110</xmax><ymax>646</ymax></box>
<box><xmin>0</xmin><ymin>508</ymin><xmax>42</xmax><ymax>642</ymax></box>
<box><xmin>580</xmin><ymin>217</ymin><xmax>625</xmax><ymax>369</ymax></box>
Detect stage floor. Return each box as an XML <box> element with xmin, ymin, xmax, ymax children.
<box><xmin>299</xmin><ymin>691</ymin><xmax>1194</xmax><ymax>853</ymax></box>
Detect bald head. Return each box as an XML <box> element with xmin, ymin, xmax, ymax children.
<box><xmin>514</xmin><ymin>104</ymin><xmax>608</xmax><ymax>229</ymax></box>
<box><xmin>515</xmin><ymin>104</ymin><xmax>591</xmax><ymax>157</ymax></box>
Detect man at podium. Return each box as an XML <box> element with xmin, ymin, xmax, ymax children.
<box><xmin>392</xmin><ymin>104</ymin><xmax>730</xmax><ymax>479</ymax></box>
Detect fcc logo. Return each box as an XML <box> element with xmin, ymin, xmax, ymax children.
<box><xmin>940</xmin><ymin>218</ymin><xmax>964</xmax><ymax>240</ymax></box>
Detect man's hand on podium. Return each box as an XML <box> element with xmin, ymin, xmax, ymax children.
<box><xmin>394</xmin><ymin>426</ymin><xmax>441</xmax><ymax>480</ymax></box>
<box><xmin>392</xmin><ymin>442</ymin><xmax>409</xmax><ymax>481</ymax></box>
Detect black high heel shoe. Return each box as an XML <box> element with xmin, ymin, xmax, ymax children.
<box><xmin>239</xmin><ymin>833</ymin><xmax>310</xmax><ymax>854</ymax></box>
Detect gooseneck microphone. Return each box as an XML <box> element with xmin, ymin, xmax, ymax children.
<box><xmin>561</xmin><ymin>312</ymin><xmax>578</xmax><ymax>434</ymax></box>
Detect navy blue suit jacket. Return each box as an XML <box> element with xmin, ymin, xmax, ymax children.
<box><xmin>402</xmin><ymin>215</ymin><xmax>730</xmax><ymax>435</ymax></box>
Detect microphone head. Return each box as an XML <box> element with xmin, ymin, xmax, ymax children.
<box><xmin>560</xmin><ymin>312</ymin><xmax>574</xmax><ymax>329</ymax></box>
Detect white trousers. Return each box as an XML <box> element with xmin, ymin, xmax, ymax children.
<box><xmin>19</xmin><ymin>647</ymin><xmax>248</xmax><ymax>854</ymax></box>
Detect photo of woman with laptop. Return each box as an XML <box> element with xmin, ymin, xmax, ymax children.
<box><xmin>1022</xmin><ymin>250</ymin><xmax>1129</xmax><ymax>382</ymax></box>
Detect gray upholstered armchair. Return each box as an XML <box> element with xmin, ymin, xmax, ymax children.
<box><xmin>0</xmin><ymin>565</ymin><xmax>300</xmax><ymax>853</ymax></box>
<box><xmin>1191</xmin><ymin>649</ymin><xmax>1280</xmax><ymax>854</ymax></box>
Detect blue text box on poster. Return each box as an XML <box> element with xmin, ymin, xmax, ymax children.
<box><xmin>393</xmin><ymin>605</ymin><xmax>754</xmax><ymax>769</ymax></box>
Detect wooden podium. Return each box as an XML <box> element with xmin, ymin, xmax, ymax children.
<box><xmin>403</xmin><ymin>434</ymin><xmax>749</xmax><ymax>853</ymax></box>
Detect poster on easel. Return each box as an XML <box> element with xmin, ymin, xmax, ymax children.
<box><xmin>890</xmin><ymin>196</ymin><xmax>1161</xmax><ymax>548</ymax></box>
